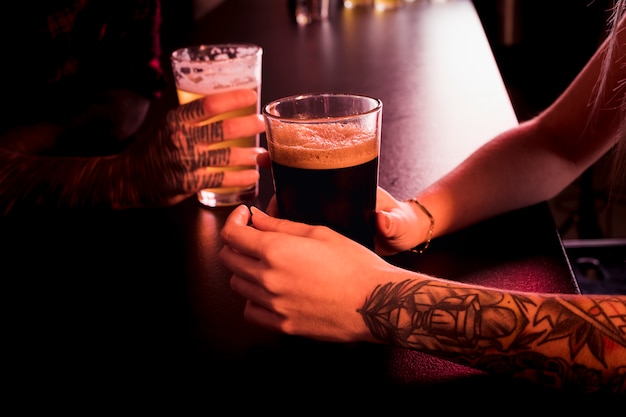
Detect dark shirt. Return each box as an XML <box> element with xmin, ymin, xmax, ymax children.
<box><xmin>2</xmin><ymin>0</ymin><xmax>165</xmax><ymax>129</ymax></box>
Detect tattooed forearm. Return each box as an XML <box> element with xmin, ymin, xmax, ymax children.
<box><xmin>358</xmin><ymin>279</ymin><xmax>626</xmax><ymax>394</ymax></box>
<box><xmin>0</xmin><ymin>149</ymin><xmax>119</xmax><ymax>213</ymax></box>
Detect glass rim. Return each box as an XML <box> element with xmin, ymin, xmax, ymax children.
<box><xmin>170</xmin><ymin>43</ymin><xmax>262</xmax><ymax>63</ymax></box>
<box><xmin>263</xmin><ymin>92</ymin><xmax>383</xmax><ymax>123</ymax></box>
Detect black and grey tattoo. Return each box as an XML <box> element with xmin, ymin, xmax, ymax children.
<box><xmin>359</xmin><ymin>279</ymin><xmax>626</xmax><ymax>393</ymax></box>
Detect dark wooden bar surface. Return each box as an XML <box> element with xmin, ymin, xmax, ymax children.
<box><xmin>2</xmin><ymin>0</ymin><xmax>599</xmax><ymax>412</ymax></box>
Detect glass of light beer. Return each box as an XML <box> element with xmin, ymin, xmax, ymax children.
<box><xmin>170</xmin><ymin>44</ymin><xmax>262</xmax><ymax>208</ymax></box>
<box><xmin>263</xmin><ymin>93</ymin><xmax>382</xmax><ymax>250</ymax></box>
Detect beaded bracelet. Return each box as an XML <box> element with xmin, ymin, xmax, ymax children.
<box><xmin>406</xmin><ymin>198</ymin><xmax>435</xmax><ymax>254</ymax></box>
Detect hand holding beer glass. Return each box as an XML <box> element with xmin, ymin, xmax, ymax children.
<box><xmin>263</xmin><ymin>93</ymin><xmax>382</xmax><ymax>250</ymax></box>
<box><xmin>170</xmin><ymin>44</ymin><xmax>263</xmax><ymax>207</ymax></box>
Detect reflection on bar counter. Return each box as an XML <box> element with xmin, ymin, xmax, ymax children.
<box><xmin>374</xmin><ymin>0</ymin><xmax>404</xmax><ymax>10</ymax></box>
<box><xmin>294</xmin><ymin>0</ymin><xmax>329</xmax><ymax>24</ymax></box>
<box><xmin>343</xmin><ymin>0</ymin><xmax>373</xmax><ymax>7</ymax></box>
<box><xmin>344</xmin><ymin>0</ymin><xmax>421</xmax><ymax>10</ymax></box>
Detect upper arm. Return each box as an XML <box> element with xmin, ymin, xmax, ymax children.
<box><xmin>537</xmin><ymin>13</ymin><xmax>626</xmax><ymax>167</ymax></box>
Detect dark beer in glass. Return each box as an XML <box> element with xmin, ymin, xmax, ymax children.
<box><xmin>263</xmin><ymin>93</ymin><xmax>382</xmax><ymax>250</ymax></box>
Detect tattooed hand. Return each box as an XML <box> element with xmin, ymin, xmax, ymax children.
<box><xmin>111</xmin><ymin>89</ymin><xmax>266</xmax><ymax>208</ymax></box>
<box><xmin>0</xmin><ymin>89</ymin><xmax>266</xmax><ymax>213</ymax></box>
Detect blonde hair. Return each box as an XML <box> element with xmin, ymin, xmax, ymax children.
<box><xmin>598</xmin><ymin>0</ymin><xmax>626</xmax><ymax>198</ymax></box>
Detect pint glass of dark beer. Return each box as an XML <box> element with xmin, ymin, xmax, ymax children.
<box><xmin>263</xmin><ymin>93</ymin><xmax>382</xmax><ymax>250</ymax></box>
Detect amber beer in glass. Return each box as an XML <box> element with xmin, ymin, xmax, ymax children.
<box><xmin>170</xmin><ymin>44</ymin><xmax>262</xmax><ymax>207</ymax></box>
<box><xmin>263</xmin><ymin>93</ymin><xmax>382</xmax><ymax>250</ymax></box>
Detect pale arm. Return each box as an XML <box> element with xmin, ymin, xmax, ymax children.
<box><xmin>393</xmin><ymin>16</ymin><xmax>626</xmax><ymax>250</ymax></box>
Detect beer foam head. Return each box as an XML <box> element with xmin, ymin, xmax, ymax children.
<box><xmin>268</xmin><ymin>122</ymin><xmax>379</xmax><ymax>169</ymax></box>
<box><xmin>171</xmin><ymin>44</ymin><xmax>261</xmax><ymax>94</ymax></box>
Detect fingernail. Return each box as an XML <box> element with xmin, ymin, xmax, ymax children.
<box><xmin>250</xmin><ymin>206</ymin><xmax>268</xmax><ymax>218</ymax></box>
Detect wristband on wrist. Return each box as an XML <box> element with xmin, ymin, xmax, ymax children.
<box><xmin>406</xmin><ymin>198</ymin><xmax>435</xmax><ymax>254</ymax></box>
